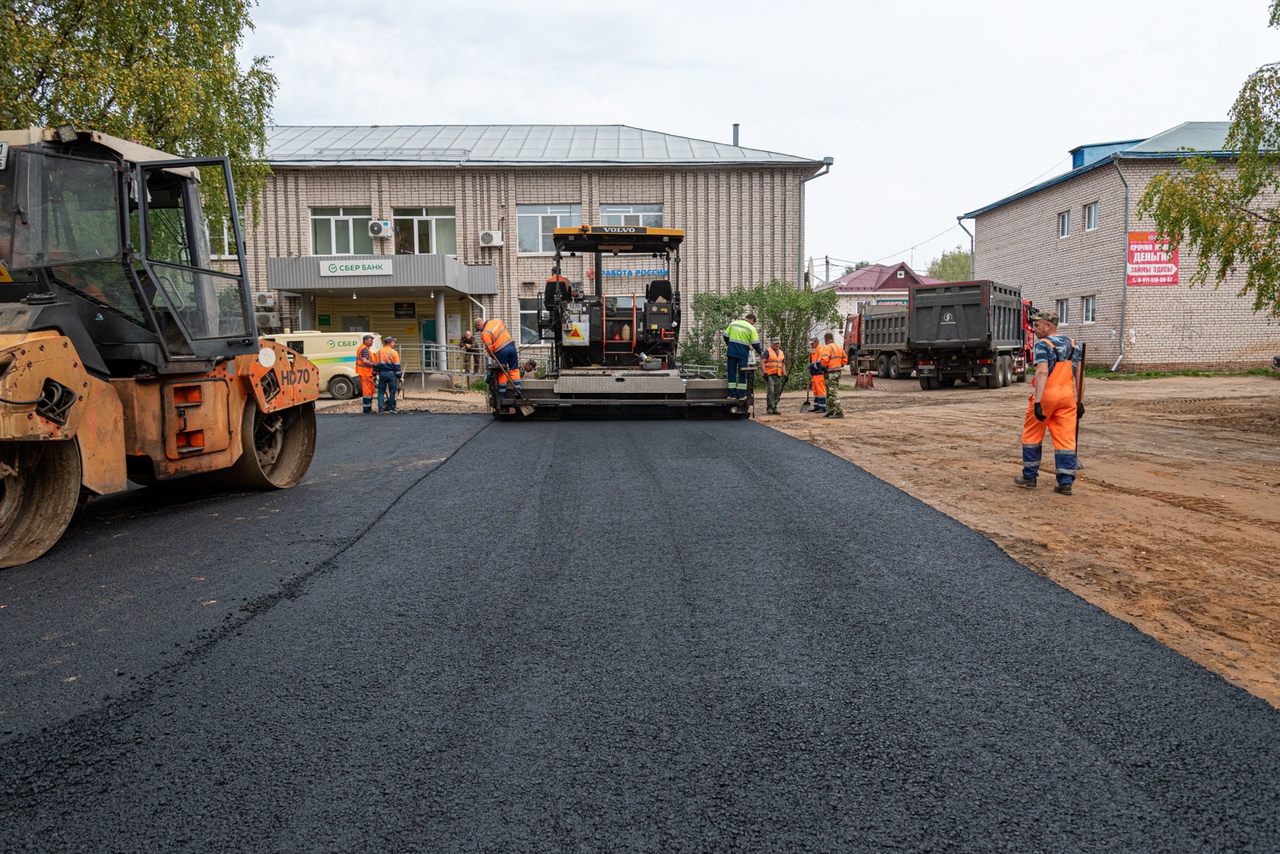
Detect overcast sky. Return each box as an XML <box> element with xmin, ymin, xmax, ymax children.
<box><xmin>241</xmin><ymin>0</ymin><xmax>1280</xmax><ymax>278</ymax></box>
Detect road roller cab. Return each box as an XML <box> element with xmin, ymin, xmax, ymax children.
<box><xmin>0</xmin><ymin>126</ymin><xmax>320</xmax><ymax>568</ymax></box>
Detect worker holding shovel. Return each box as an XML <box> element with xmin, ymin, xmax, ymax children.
<box><xmin>808</xmin><ymin>338</ymin><xmax>826</xmax><ymax>413</ymax></box>
<box><xmin>476</xmin><ymin>316</ymin><xmax>522</xmax><ymax>398</ymax></box>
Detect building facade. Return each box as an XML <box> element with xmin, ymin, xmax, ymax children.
<box><xmin>962</xmin><ymin>122</ymin><xmax>1280</xmax><ymax>369</ymax></box>
<box><xmin>244</xmin><ymin>125</ymin><xmax>827</xmax><ymax>371</ymax></box>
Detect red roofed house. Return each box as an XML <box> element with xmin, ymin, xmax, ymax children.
<box><xmin>817</xmin><ymin>263</ymin><xmax>943</xmax><ymax>335</ymax></box>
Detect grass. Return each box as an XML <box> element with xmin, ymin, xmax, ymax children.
<box><xmin>1084</xmin><ymin>366</ymin><xmax>1277</xmax><ymax>381</ymax></box>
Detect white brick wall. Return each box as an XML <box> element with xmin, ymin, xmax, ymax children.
<box><xmin>973</xmin><ymin>159</ymin><xmax>1280</xmax><ymax>369</ymax></box>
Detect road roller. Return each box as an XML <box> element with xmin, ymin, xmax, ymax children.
<box><xmin>0</xmin><ymin>126</ymin><xmax>319</xmax><ymax>568</ymax></box>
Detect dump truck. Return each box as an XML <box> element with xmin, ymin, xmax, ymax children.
<box><xmin>485</xmin><ymin>225</ymin><xmax>749</xmax><ymax>418</ymax></box>
<box><xmin>843</xmin><ymin>280</ymin><xmax>1032</xmax><ymax>389</ymax></box>
<box><xmin>0</xmin><ymin>127</ymin><xmax>319</xmax><ymax>568</ymax></box>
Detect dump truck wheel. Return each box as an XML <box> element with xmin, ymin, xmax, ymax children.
<box><xmin>0</xmin><ymin>440</ymin><xmax>82</xmax><ymax>568</ymax></box>
<box><xmin>224</xmin><ymin>401</ymin><xmax>317</xmax><ymax>489</ymax></box>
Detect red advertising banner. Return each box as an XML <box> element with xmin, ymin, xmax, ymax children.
<box><xmin>1127</xmin><ymin>232</ymin><xmax>1179</xmax><ymax>286</ymax></box>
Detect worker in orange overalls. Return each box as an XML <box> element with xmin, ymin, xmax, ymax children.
<box><xmin>1016</xmin><ymin>310</ymin><xmax>1081</xmax><ymax>494</ymax></box>
<box><xmin>375</xmin><ymin>335</ymin><xmax>402</xmax><ymax>414</ymax></box>
<box><xmin>762</xmin><ymin>338</ymin><xmax>786</xmax><ymax>415</ymax></box>
<box><xmin>808</xmin><ymin>338</ymin><xmax>826</xmax><ymax>413</ymax></box>
<box><xmin>475</xmin><ymin>316</ymin><xmax>521</xmax><ymax>397</ymax></box>
<box><xmin>820</xmin><ymin>331</ymin><xmax>848</xmax><ymax>419</ymax></box>
<box><xmin>356</xmin><ymin>334</ymin><xmax>377</xmax><ymax>414</ymax></box>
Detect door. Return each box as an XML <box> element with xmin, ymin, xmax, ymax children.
<box><xmin>421</xmin><ymin>318</ymin><xmax>438</xmax><ymax>369</ymax></box>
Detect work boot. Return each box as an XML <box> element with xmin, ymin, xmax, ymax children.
<box><xmin>1014</xmin><ymin>475</ymin><xmax>1037</xmax><ymax>489</ymax></box>
<box><xmin>1054</xmin><ymin>483</ymin><xmax>1072</xmax><ymax>495</ymax></box>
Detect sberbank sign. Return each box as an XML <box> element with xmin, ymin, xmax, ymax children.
<box><xmin>320</xmin><ymin>259</ymin><xmax>393</xmax><ymax>277</ymax></box>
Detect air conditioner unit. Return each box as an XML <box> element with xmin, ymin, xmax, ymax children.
<box><xmin>254</xmin><ymin>292</ymin><xmax>276</xmax><ymax>309</ymax></box>
<box><xmin>479</xmin><ymin>230</ymin><xmax>503</xmax><ymax>248</ymax></box>
<box><xmin>368</xmin><ymin>220</ymin><xmax>392</xmax><ymax>238</ymax></box>
<box><xmin>255</xmin><ymin>311</ymin><xmax>281</xmax><ymax>330</ymax></box>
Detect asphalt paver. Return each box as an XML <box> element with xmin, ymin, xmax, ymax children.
<box><xmin>1</xmin><ymin>415</ymin><xmax>1277</xmax><ymax>851</ymax></box>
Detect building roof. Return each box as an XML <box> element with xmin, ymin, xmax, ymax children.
<box><xmin>962</xmin><ymin>121</ymin><xmax>1232</xmax><ymax>219</ymax></box>
<box><xmin>823</xmin><ymin>262</ymin><xmax>941</xmax><ymax>292</ymax></box>
<box><xmin>264</xmin><ymin>124</ymin><xmax>825</xmax><ymax>169</ymax></box>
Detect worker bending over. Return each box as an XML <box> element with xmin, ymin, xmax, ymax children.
<box><xmin>476</xmin><ymin>316</ymin><xmax>522</xmax><ymax>397</ymax></box>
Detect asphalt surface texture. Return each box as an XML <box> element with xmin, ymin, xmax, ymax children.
<box><xmin>2</xmin><ymin>412</ymin><xmax>1278</xmax><ymax>852</ymax></box>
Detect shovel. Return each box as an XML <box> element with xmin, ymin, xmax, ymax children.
<box><xmin>801</xmin><ymin>381</ymin><xmax>811</xmax><ymax>413</ymax></box>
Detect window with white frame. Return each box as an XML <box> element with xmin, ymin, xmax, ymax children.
<box><xmin>1082</xmin><ymin>295</ymin><xmax>1097</xmax><ymax>323</ymax></box>
<box><xmin>311</xmin><ymin>207</ymin><xmax>373</xmax><ymax>255</ymax></box>
<box><xmin>517</xmin><ymin>204</ymin><xmax>582</xmax><ymax>254</ymax></box>
<box><xmin>1057</xmin><ymin>211</ymin><xmax>1070</xmax><ymax>239</ymax></box>
<box><xmin>1055</xmin><ymin>298</ymin><xmax>1070</xmax><ymax>324</ymax></box>
<box><xmin>392</xmin><ymin>207</ymin><xmax>457</xmax><ymax>255</ymax></box>
<box><xmin>212</xmin><ymin>218</ymin><xmax>238</xmax><ymax>260</ymax></box>
<box><xmin>1084</xmin><ymin>201</ymin><xmax>1098</xmax><ymax>232</ymax></box>
<box><xmin>518</xmin><ymin>297</ymin><xmax>544</xmax><ymax>344</ymax></box>
<box><xmin>600</xmin><ymin>204</ymin><xmax>663</xmax><ymax>227</ymax></box>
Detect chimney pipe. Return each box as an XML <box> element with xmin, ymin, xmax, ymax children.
<box><xmin>733</xmin><ymin>123</ymin><xmax>739</xmax><ymax>146</ymax></box>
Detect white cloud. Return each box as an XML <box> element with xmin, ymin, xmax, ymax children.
<box><xmin>242</xmin><ymin>0</ymin><xmax>1280</xmax><ymax>272</ymax></box>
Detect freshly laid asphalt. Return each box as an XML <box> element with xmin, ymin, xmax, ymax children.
<box><xmin>1</xmin><ymin>413</ymin><xmax>1278</xmax><ymax>851</ymax></box>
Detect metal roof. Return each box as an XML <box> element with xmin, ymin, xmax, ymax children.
<box><xmin>264</xmin><ymin>125</ymin><xmax>823</xmax><ymax>168</ymax></box>
<box><xmin>962</xmin><ymin>122</ymin><xmax>1233</xmax><ymax>219</ymax></box>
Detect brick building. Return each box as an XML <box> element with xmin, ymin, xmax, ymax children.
<box><xmin>961</xmin><ymin>122</ymin><xmax>1280</xmax><ymax>369</ymax></box>
<box><xmin>247</xmin><ymin>125</ymin><xmax>828</xmax><ymax>371</ymax></box>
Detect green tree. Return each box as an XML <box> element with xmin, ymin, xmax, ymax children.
<box><xmin>681</xmin><ymin>280</ymin><xmax>841</xmax><ymax>390</ymax></box>
<box><xmin>927</xmin><ymin>245</ymin><xmax>972</xmax><ymax>282</ymax></box>
<box><xmin>1138</xmin><ymin>1</ymin><xmax>1280</xmax><ymax>317</ymax></box>
<box><xmin>1</xmin><ymin>0</ymin><xmax>277</xmax><ymax>213</ymax></box>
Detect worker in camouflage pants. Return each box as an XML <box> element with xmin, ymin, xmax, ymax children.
<box><xmin>820</xmin><ymin>332</ymin><xmax>847</xmax><ymax>418</ymax></box>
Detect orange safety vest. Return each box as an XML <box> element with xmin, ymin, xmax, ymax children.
<box><xmin>376</xmin><ymin>345</ymin><xmax>401</xmax><ymax>369</ymax></box>
<box><xmin>481</xmin><ymin>318</ymin><xmax>513</xmax><ymax>354</ymax></box>
<box><xmin>820</xmin><ymin>342</ymin><xmax>847</xmax><ymax>371</ymax></box>
<box><xmin>355</xmin><ymin>343</ymin><xmax>375</xmax><ymax>377</ymax></box>
<box><xmin>763</xmin><ymin>345</ymin><xmax>786</xmax><ymax>376</ymax></box>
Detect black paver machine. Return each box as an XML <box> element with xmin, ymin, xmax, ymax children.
<box><xmin>487</xmin><ymin>225</ymin><xmax>747</xmax><ymax>419</ymax></box>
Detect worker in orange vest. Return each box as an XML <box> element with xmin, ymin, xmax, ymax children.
<box><xmin>475</xmin><ymin>316</ymin><xmax>522</xmax><ymax>397</ymax></box>
<box><xmin>762</xmin><ymin>338</ymin><xmax>786</xmax><ymax>415</ymax></box>
<box><xmin>356</xmin><ymin>334</ymin><xmax>377</xmax><ymax>414</ymax></box>
<box><xmin>1016</xmin><ymin>310</ymin><xmax>1081</xmax><ymax>494</ymax></box>
<box><xmin>375</xmin><ymin>336</ymin><xmax>402</xmax><ymax>413</ymax></box>
<box><xmin>820</xmin><ymin>332</ymin><xmax>847</xmax><ymax>418</ymax></box>
<box><xmin>808</xmin><ymin>338</ymin><xmax>826</xmax><ymax>413</ymax></box>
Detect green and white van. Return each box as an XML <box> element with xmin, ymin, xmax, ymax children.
<box><xmin>262</xmin><ymin>331</ymin><xmax>382</xmax><ymax>399</ymax></box>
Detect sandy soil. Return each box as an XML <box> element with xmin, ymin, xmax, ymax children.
<box><xmin>325</xmin><ymin>375</ymin><xmax>1280</xmax><ymax>708</ymax></box>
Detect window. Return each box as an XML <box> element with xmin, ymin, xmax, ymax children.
<box><xmin>517</xmin><ymin>204</ymin><xmax>581</xmax><ymax>253</ymax></box>
<box><xmin>392</xmin><ymin>207</ymin><xmax>457</xmax><ymax>255</ymax></box>
<box><xmin>311</xmin><ymin>207</ymin><xmax>373</xmax><ymax>255</ymax></box>
<box><xmin>518</xmin><ymin>297</ymin><xmax>544</xmax><ymax>344</ymax></box>
<box><xmin>1084</xmin><ymin>201</ymin><xmax>1098</xmax><ymax>232</ymax></box>
<box><xmin>1057</xmin><ymin>211</ymin><xmax>1070</xmax><ymax>239</ymax></box>
<box><xmin>1055</xmin><ymin>298</ymin><xmax>1070</xmax><ymax>325</ymax></box>
<box><xmin>211</xmin><ymin>218</ymin><xmax>238</xmax><ymax>260</ymax></box>
<box><xmin>1082</xmin><ymin>295</ymin><xmax>1097</xmax><ymax>323</ymax></box>
<box><xmin>600</xmin><ymin>204</ymin><xmax>663</xmax><ymax>227</ymax></box>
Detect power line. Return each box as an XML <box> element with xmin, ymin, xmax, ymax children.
<box><xmin>869</xmin><ymin>222</ymin><xmax>964</xmax><ymax>265</ymax></box>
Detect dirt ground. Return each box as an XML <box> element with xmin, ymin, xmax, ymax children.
<box><xmin>329</xmin><ymin>374</ymin><xmax>1280</xmax><ymax>709</ymax></box>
